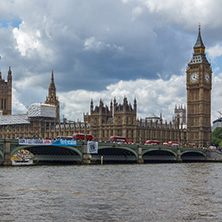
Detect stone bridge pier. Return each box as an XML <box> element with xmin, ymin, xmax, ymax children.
<box><xmin>137</xmin><ymin>145</ymin><xmax>144</xmax><ymax>164</ymax></box>
<box><xmin>82</xmin><ymin>141</ymin><xmax>91</xmax><ymax>165</ymax></box>
<box><xmin>2</xmin><ymin>139</ymin><xmax>12</xmax><ymax>166</ymax></box>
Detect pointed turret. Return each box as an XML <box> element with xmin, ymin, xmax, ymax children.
<box><xmin>194</xmin><ymin>25</ymin><xmax>205</xmax><ymax>50</ymax></box>
<box><xmin>189</xmin><ymin>25</ymin><xmax>209</xmax><ymax>64</ymax></box>
<box><xmin>134</xmin><ymin>98</ymin><xmax>137</xmax><ymax>113</ymax></box>
<box><xmin>99</xmin><ymin>98</ymin><xmax>103</xmax><ymax>107</ymax></box>
<box><xmin>51</xmin><ymin>70</ymin><xmax>54</xmax><ymax>82</ymax></box>
<box><xmin>114</xmin><ymin>97</ymin><xmax>117</xmax><ymax>111</ymax></box>
<box><xmin>7</xmin><ymin>66</ymin><xmax>12</xmax><ymax>83</ymax></box>
<box><xmin>110</xmin><ymin>99</ymin><xmax>113</xmax><ymax>116</ymax></box>
<box><xmin>90</xmin><ymin>99</ymin><xmax>93</xmax><ymax>114</ymax></box>
<box><xmin>8</xmin><ymin>66</ymin><xmax>12</xmax><ymax>75</ymax></box>
<box><xmin>160</xmin><ymin>113</ymin><xmax>163</xmax><ymax>125</ymax></box>
<box><xmin>45</xmin><ymin>70</ymin><xmax>60</xmax><ymax>119</ymax></box>
<box><xmin>50</xmin><ymin>70</ymin><xmax>55</xmax><ymax>88</ymax></box>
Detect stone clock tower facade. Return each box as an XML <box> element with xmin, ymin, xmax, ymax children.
<box><xmin>186</xmin><ymin>26</ymin><xmax>212</xmax><ymax>147</ymax></box>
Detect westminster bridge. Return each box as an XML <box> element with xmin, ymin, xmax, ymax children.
<box><xmin>1</xmin><ymin>138</ymin><xmax>221</xmax><ymax>166</ymax></box>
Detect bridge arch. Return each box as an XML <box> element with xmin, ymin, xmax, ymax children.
<box><xmin>11</xmin><ymin>145</ymin><xmax>82</xmax><ymax>163</ymax></box>
<box><xmin>181</xmin><ymin>151</ymin><xmax>206</xmax><ymax>162</ymax></box>
<box><xmin>91</xmin><ymin>146</ymin><xmax>138</xmax><ymax>163</ymax></box>
<box><xmin>143</xmin><ymin>149</ymin><xmax>177</xmax><ymax>162</ymax></box>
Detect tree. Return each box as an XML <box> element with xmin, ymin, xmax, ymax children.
<box><xmin>212</xmin><ymin>127</ymin><xmax>222</xmax><ymax>147</ymax></box>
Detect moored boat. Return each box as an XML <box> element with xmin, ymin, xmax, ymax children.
<box><xmin>12</xmin><ymin>159</ymin><xmax>33</xmax><ymax>166</ymax></box>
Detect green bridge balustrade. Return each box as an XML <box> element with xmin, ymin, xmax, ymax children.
<box><xmin>91</xmin><ymin>143</ymin><xmax>207</xmax><ymax>163</ymax></box>
<box><xmin>0</xmin><ymin>139</ymin><xmax>213</xmax><ymax>166</ymax></box>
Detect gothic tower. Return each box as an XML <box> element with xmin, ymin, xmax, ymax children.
<box><xmin>174</xmin><ymin>104</ymin><xmax>186</xmax><ymax>126</ymax></box>
<box><xmin>186</xmin><ymin>26</ymin><xmax>212</xmax><ymax>147</ymax></box>
<box><xmin>0</xmin><ymin>66</ymin><xmax>12</xmax><ymax>115</ymax></box>
<box><xmin>45</xmin><ymin>70</ymin><xmax>60</xmax><ymax>119</ymax></box>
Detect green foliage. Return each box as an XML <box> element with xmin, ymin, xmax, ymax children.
<box><xmin>212</xmin><ymin>127</ymin><xmax>222</xmax><ymax>146</ymax></box>
<box><xmin>212</xmin><ymin>127</ymin><xmax>222</xmax><ymax>139</ymax></box>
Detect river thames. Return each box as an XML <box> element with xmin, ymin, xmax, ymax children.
<box><xmin>1</xmin><ymin>163</ymin><xmax>222</xmax><ymax>222</ymax></box>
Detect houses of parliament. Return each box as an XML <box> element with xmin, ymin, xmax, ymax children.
<box><xmin>0</xmin><ymin>27</ymin><xmax>212</xmax><ymax>147</ymax></box>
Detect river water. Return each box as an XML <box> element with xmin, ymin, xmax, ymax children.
<box><xmin>0</xmin><ymin>163</ymin><xmax>222</xmax><ymax>222</ymax></box>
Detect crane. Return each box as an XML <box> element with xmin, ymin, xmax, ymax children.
<box><xmin>218</xmin><ymin>110</ymin><xmax>222</xmax><ymax>117</ymax></box>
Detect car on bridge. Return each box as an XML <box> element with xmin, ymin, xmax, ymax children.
<box><xmin>57</xmin><ymin>136</ymin><xmax>73</xmax><ymax>140</ymax></box>
<box><xmin>167</xmin><ymin>141</ymin><xmax>179</xmax><ymax>147</ymax></box>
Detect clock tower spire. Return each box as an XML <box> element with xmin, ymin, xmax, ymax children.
<box><xmin>186</xmin><ymin>26</ymin><xmax>212</xmax><ymax>147</ymax></box>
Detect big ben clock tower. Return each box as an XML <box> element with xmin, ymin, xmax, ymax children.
<box><xmin>186</xmin><ymin>26</ymin><xmax>212</xmax><ymax>147</ymax></box>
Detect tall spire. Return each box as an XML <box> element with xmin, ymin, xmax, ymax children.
<box><xmin>7</xmin><ymin>66</ymin><xmax>12</xmax><ymax>83</ymax></box>
<box><xmin>51</xmin><ymin>69</ymin><xmax>54</xmax><ymax>80</ymax></box>
<box><xmin>194</xmin><ymin>24</ymin><xmax>205</xmax><ymax>49</ymax></box>
<box><xmin>189</xmin><ymin>25</ymin><xmax>208</xmax><ymax>63</ymax></box>
<box><xmin>45</xmin><ymin>70</ymin><xmax>60</xmax><ymax>119</ymax></box>
<box><xmin>8</xmin><ymin>66</ymin><xmax>12</xmax><ymax>75</ymax></box>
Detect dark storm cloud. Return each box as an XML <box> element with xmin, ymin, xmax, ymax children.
<box><xmin>1</xmin><ymin>0</ymin><xmax>222</xmax><ymax>121</ymax></box>
<box><xmin>0</xmin><ymin>0</ymin><xmax>198</xmax><ymax>92</ymax></box>
<box><xmin>49</xmin><ymin>15</ymin><xmax>192</xmax><ymax>91</ymax></box>
<box><xmin>4</xmin><ymin>0</ymin><xmax>190</xmax><ymax>92</ymax></box>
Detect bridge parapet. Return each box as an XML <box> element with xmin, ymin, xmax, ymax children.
<box><xmin>97</xmin><ymin>142</ymin><xmax>139</xmax><ymax>152</ymax></box>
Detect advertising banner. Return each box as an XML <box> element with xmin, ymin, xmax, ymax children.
<box><xmin>18</xmin><ymin>139</ymin><xmax>77</xmax><ymax>146</ymax></box>
<box><xmin>87</xmin><ymin>141</ymin><xmax>98</xmax><ymax>154</ymax></box>
<box><xmin>52</xmin><ymin>140</ymin><xmax>77</xmax><ymax>146</ymax></box>
<box><xmin>18</xmin><ymin>139</ymin><xmax>51</xmax><ymax>145</ymax></box>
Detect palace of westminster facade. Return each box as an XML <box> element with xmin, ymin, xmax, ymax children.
<box><xmin>0</xmin><ymin>27</ymin><xmax>212</xmax><ymax>147</ymax></box>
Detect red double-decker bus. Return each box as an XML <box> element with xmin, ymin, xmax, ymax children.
<box><xmin>72</xmin><ymin>133</ymin><xmax>93</xmax><ymax>141</ymax></box>
<box><xmin>145</xmin><ymin>140</ymin><xmax>160</xmax><ymax>145</ymax></box>
<box><xmin>109</xmin><ymin>136</ymin><xmax>128</xmax><ymax>143</ymax></box>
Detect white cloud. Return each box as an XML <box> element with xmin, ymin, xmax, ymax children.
<box><xmin>207</xmin><ymin>44</ymin><xmax>222</xmax><ymax>61</ymax></box>
<box><xmin>124</xmin><ymin>0</ymin><xmax>222</xmax><ymax>30</ymax></box>
<box><xmin>132</xmin><ymin>6</ymin><xmax>143</xmax><ymax>20</ymax></box>
<box><xmin>84</xmin><ymin>36</ymin><xmax>110</xmax><ymax>51</ymax></box>
<box><xmin>12</xmin><ymin>88</ymin><xmax>27</xmax><ymax>113</ymax></box>
<box><xmin>58</xmin><ymin>75</ymin><xmax>186</xmax><ymax>121</ymax></box>
<box><xmin>12</xmin><ymin>22</ymin><xmax>53</xmax><ymax>58</ymax></box>
<box><xmin>84</xmin><ymin>36</ymin><xmax>124</xmax><ymax>53</ymax></box>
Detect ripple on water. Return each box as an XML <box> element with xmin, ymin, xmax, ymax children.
<box><xmin>0</xmin><ymin>163</ymin><xmax>222</xmax><ymax>221</ymax></box>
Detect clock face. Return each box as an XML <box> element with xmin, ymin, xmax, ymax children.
<box><xmin>190</xmin><ymin>72</ymin><xmax>199</xmax><ymax>83</ymax></box>
<box><xmin>205</xmin><ymin>73</ymin><xmax>210</xmax><ymax>83</ymax></box>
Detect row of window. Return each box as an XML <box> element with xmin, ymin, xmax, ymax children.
<box><xmin>94</xmin><ymin>117</ymin><xmax>135</xmax><ymax>124</ymax></box>
<box><xmin>1</xmin><ymin>98</ymin><xmax>7</xmax><ymax>110</ymax></box>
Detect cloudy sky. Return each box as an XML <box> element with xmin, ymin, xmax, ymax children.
<box><xmin>1</xmin><ymin>0</ymin><xmax>222</xmax><ymax>123</ymax></box>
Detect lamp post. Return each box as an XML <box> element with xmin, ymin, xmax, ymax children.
<box><xmin>84</xmin><ymin>121</ymin><xmax>87</xmax><ymax>142</ymax></box>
